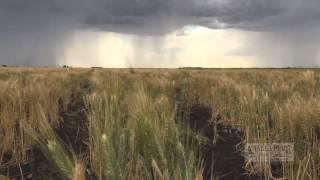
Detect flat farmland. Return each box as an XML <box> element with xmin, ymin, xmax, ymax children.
<box><xmin>0</xmin><ymin>68</ymin><xmax>319</xmax><ymax>180</ymax></box>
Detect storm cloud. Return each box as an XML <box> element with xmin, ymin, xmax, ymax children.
<box><xmin>1</xmin><ymin>0</ymin><xmax>320</xmax><ymax>66</ymax></box>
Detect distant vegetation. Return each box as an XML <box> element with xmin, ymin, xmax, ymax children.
<box><xmin>0</xmin><ymin>68</ymin><xmax>319</xmax><ymax>179</ymax></box>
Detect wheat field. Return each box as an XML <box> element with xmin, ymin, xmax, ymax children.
<box><xmin>0</xmin><ymin>67</ymin><xmax>319</xmax><ymax>180</ymax></box>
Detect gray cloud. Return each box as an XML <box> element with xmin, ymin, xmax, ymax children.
<box><xmin>1</xmin><ymin>0</ymin><xmax>320</xmax><ymax>66</ymax></box>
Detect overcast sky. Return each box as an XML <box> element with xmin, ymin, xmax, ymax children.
<box><xmin>1</xmin><ymin>0</ymin><xmax>320</xmax><ymax>67</ymax></box>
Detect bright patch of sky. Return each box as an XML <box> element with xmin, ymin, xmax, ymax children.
<box><xmin>60</xmin><ymin>26</ymin><xmax>257</xmax><ymax>68</ymax></box>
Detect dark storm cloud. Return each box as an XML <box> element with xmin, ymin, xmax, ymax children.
<box><xmin>1</xmin><ymin>0</ymin><xmax>320</xmax><ymax>66</ymax></box>
<box><xmin>0</xmin><ymin>0</ymin><xmax>307</xmax><ymax>35</ymax></box>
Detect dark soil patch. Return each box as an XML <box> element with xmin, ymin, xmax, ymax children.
<box><xmin>0</xmin><ymin>150</ymin><xmax>33</xmax><ymax>180</ymax></box>
<box><xmin>0</xmin><ymin>79</ymin><xmax>94</xmax><ymax>180</ymax></box>
<box><xmin>55</xmin><ymin>80</ymin><xmax>91</xmax><ymax>155</ymax></box>
<box><xmin>176</xmin><ymin>100</ymin><xmax>266</xmax><ymax>180</ymax></box>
